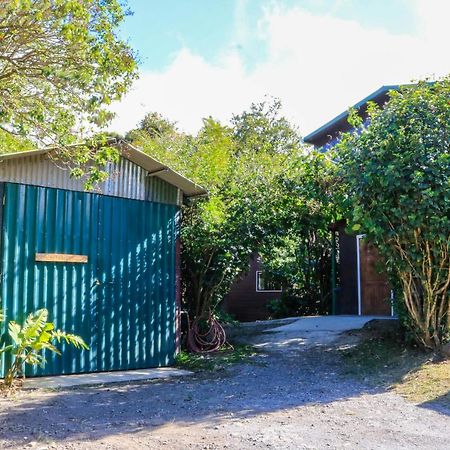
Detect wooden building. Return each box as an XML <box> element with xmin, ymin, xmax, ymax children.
<box><xmin>222</xmin><ymin>254</ymin><xmax>282</xmax><ymax>322</ymax></box>
<box><xmin>304</xmin><ymin>86</ymin><xmax>398</xmax><ymax>317</ymax></box>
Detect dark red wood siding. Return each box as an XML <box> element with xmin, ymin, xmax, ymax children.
<box><xmin>360</xmin><ymin>240</ymin><xmax>392</xmax><ymax>315</ymax></box>
<box><xmin>222</xmin><ymin>256</ymin><xmax>282</xmax><ymax>322</ymax></box>
<box><xmin>336</xmin><ymin>223</ymin><xmax>392</xmax><ymax>316</ymax></box>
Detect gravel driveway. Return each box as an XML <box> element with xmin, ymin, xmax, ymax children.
<box><xmin>0</xmin><ymin>318</ymin><xmax>448</xmax><ymax>450</ymax></box>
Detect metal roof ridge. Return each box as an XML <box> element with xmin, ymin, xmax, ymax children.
<box><xmin>303</xmin><ymin>84</ymin><xmax>401</xmax><ymax>143</ymax></box>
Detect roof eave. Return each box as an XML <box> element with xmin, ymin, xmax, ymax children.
<box><xmin>303</xmin><ymin>84</ymin><xmax>401</xmax><ymax>144</ymax></box>
<box><xmin>117</xmin><ymin>141</ymin><xmax>207</xmax><ymax>197</ymax></box>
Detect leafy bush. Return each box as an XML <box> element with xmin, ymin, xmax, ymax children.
<box><xmin>261</xmin><ymin>151</ymin><xmax>343</xmax><ymax>316</ymax></box>
<box><xmin>0</xmin><ymin>308</ymin><xmax>88</xmax><ymax>387</ymax></box>
<box><xmin>339</xmin><ymin>78</ymin><xmax>450</xmax><ymax>349</ymax></box>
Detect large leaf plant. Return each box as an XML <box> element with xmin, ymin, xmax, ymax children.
<box><xmin>0</xmin><ymin>308</ymin><xmax>88</xmax><ymax>387</ymax></box>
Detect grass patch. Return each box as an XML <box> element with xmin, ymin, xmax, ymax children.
<box><xmin>395</xmin><ymin>361</ymin><xmax>450</xmax><ymax>407</ymax></box>
<box><xmin>340</xmin><ymin>322</ymin><xmax>449</xmax><ymax>407</ymax></box>
<box><xmin>175</xmin><ymin>344</ymin><xmax>258</xmax><ymax>372</ymax></box>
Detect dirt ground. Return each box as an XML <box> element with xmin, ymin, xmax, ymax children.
<box><xmin>0</xmin><ymin>320</ymin><xmax>449</xmax><ymax>450</ymax></box>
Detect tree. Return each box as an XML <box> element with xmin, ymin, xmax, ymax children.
<box><xmin>232</xmin><ymin>98</ymin><xmax>301</xmax><ymax>155</ymax></box>
<box><xmin>260</xmin><ymin>150</ymin><xmax>343</xmax><ymax>316</ymax></box>
<box><xmin>128</xmin><ymin>101</ymin><xmax>342</xmax><ymax>349</ymax></box>
<box><xmin>338</xmin><ymin>79</ymin><xmax>450</xmax><ymax>350</ymax></box>
<box><xmin>128</xmin><ymin>103</ymin><xmax>304</xmax><ymax>348</ymax></box>
<box><xmin>0</xmin><ymin>0</ymin><xmax>137</xmax><ymax>185</ymax></box>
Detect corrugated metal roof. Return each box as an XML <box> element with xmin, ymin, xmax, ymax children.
<box><xmin>0</xmin><ymin>140</ymin><xmax>207</xmax><ymax>198</ymax></box>
<box><xmin>117</xmin><ymin>141</ymin><xmax>206</xmax><ymax>197</ymax></box>
<box><xmin>0</xmin><ymin>150</ymin><xmax>180</xmax><ymax>205</ymax></box>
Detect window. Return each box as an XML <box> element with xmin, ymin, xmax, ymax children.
<box><xmin>256</xmin><ymin>271</ymin><xmax>282</xmax><ymax>292</ymax></box>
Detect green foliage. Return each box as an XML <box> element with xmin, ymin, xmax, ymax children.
<box><xmin>338</xmin><ymin>78</ymin><xmax>450</xmax><ymax>349</ymax></box>
<box><xmin>268</xmin><ymin>290</ymin><xmax>328</xmax><ymax>319</ymax></box>
<box><xmin>126</xmin><ymin>112</ymin><xmax>192</xmax><ymax>181</ymax></box>
<box><xmin>55</xmin><ymin>134</ymin><xmax>121</xmax><ymax>190</ymax></box>
<box><xmin>0</xmin><ymin>129</ymin><xmax>35</xmax><ymax>153</ymax></box>
<box><xmin>126</xmin><ymin>112</ymin><xmax>178</xmax><ymax>141</ymax></box>
<box><xmin>212</xmin><ymin>309</ymin><xmax>239</xmax><ymax>326</ymax></box>
<box><xmin>232</xmin><ymin>98</ymin><xmax>301</xmax><ymax>154</ymax></box>
<box><xmin>178</xmin><ymin>117</ymin><xmax>256</xmax><ymax>318</ymax></box>
<box><xmin>0</xmin><ymin>308</ymin><xmax>88</xmax><ymax>387</ymax></box>
<box><xmin>0</xmin><ymin>0</ymin><xmax>137</xmax><ymax>185</ymax></box>
<box><xmin>267</xmin><ymin>297</ymin><xmax>291</xmax><ymax>319</ymax></box>
<box><xmin>127</xmin><ymin>100</ymin><xmax>340</xmax><ymax>323</ymax></box>
<box><xmin>260</xmin><ymin>150</ymin><xmax>343</xmax><ymax>315</ymax></box>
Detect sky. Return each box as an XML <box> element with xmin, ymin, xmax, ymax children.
<box><xmin>109</xmin><ymin>0</ymin><xmax>450</xmax><ymax>137</ymax></box>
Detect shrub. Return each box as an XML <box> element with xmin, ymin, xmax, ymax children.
<box><xmin>339</xmin><ymin>79</ymin><xmax>450</xmax><ymax>349</ymax></box>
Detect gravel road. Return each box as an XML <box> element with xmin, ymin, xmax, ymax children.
<box><xmin>0</xmin><ymin>320</ymin><xmax>448</xmax><ymax>450</ymax></box>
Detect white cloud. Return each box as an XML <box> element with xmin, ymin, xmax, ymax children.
<box><xmin>110</xmin><ymin>1</ymin><xmax>450</xmax><ymax>137</ymax></box>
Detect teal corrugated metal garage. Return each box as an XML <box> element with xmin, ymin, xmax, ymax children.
<box><xmin>0</xmin><ymin>141</ymin><xmax>206</xmax><ymax>377</ymax></box>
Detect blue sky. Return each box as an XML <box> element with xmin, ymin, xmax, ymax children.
<box><xmin>121</xmin><ymin>0</ymin><xmax>417</xmax><ymax>71</ymax></box>
<box><xmin>111</xmin><ymin>0</ymin><xmax>450</xmax><ymax>135</ymax></box>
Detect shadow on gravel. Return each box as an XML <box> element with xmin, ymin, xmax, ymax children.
<box><xmin>0</xmin><ymin>341</ymin><xmax>379</xmax><ymax>446</ymax></box>
<box><xmin>420</xmin><ymin>392</ymin><xmax>450</xmax><ymax>416</ymax></box>
<box><xmin>0</xmin><ymin>326</ymin><xmax>448</xmax><ymax>446</ymax></box>
<box><xmin>337</xmin><ymin>322</ymin><xmax>450</xmax><ymax>419</ymax></box>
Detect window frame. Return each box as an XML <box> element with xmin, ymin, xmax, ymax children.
<box><xmin>255</xmin><ymin>270</ymin><xmax>282</xmax><ymax>293</ymax></box>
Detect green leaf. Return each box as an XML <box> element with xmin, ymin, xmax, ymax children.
<box><xmin>0</xmin><ymin>344</ymin><xmax>13</xmax><ymax>354</ymax></box>
<box><xmin>8</xmin><ymin>322</ymin><xmax>21</xmax><ymax>345</ymax></box>
<box><xmin>22</xmin><ymin>309</ymin><xmax>48</xmax><ymax>340</ymax></box>
<box><xmin>52</xmin><ymin>330</ymin><xmax>89</xmax><ymax>350</ymax></box>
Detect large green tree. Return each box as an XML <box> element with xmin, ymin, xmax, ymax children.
<box><xmin>339</xmin><ymin>79</ymin><xmax>450</xmax><ymax>350</ymax></box>
<box><xmin>128</xmin><ymin>101</ymin><xmax>339</xmax><ymax>349</ymax></box>
<box><xmin>0</xmin><ymin>0</ymin><xmax>137</xmax><ymax>185</ymax></box>
<box><xmin>129</xmin><ymin>112</ymin><xmax>272</xmax><ymax>321</ymax></box>
<box><xmin>260</xmin><ymin>150</ymin><xmax>343</xmax><ymax>316</ymax></box>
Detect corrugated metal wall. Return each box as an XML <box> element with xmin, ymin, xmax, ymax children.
<box><xmin>0</xmin><ymin>182</ymin><xmax>179</xmax><ymax>377</ymax></box>
<box><xmin>0</xmin><ymin>153</ymin><xmax>180</xmax><ymax>206</ymax></box>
